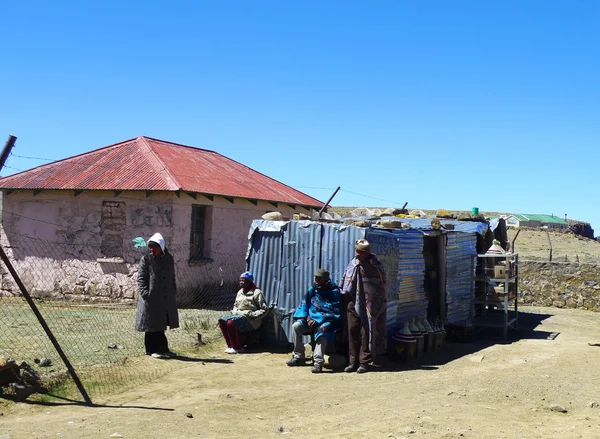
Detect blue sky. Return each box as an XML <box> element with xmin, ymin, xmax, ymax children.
<box><xmin>1</xmin><ymin>1</ymin><xmax>599</xmax><ymax>233</ymax></box>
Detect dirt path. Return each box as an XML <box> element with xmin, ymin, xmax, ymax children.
<box><xmin>2</xmin><ymin>306</ymin><xmax>600</xmax><ymax>439</ymax></box>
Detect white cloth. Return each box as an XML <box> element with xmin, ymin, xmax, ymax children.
<box><xmin>147</xmin><ymin>233</ymin><xmax>165</xmax><ymax>251</ymax></box>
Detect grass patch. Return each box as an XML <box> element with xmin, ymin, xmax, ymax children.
<box><xmin>0</xmin><ymin>297</ymin><xmax>228</xmax><ymax>400</ymax></box>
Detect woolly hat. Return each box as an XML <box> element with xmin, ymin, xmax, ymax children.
<box><xmin>239</xmin><ymin>271</ymin><xmax>254</xmax><ymax>282</ymax></box>
<box><xmin>147</xmin><ymin>233</ymin><xmax>165</xmax><ymax>251</ymax></box>
<box><xmin>355</xmin><ymin>239</ymin><xmax>370</xmax><ymax>251</ymax></box>
<box><xmin>314</xmin><ymin>268</ymin><xmax>330</xmax><ymax>280</ymax></box>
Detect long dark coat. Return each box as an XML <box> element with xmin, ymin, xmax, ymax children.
<box><xmin>135</xmin><ymin>249</ymin><xmax>180</xmax><ymax>332</ymax></box>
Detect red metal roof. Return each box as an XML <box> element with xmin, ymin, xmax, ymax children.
<box><xmin>0</xmin><ymin>136</ymin><xmax>324</xmax><ymax>207</ymax></box>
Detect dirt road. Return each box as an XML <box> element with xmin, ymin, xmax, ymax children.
<box><xmin>2</xmin><ymin>306</ymin><xmax>600</xmax><ymax>439</ymax></box>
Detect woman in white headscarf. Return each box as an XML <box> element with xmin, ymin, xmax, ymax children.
<box><xmin>135</xmin><ymin>233</ymin><xmax>180</xmax><ymax>358</ymax></box>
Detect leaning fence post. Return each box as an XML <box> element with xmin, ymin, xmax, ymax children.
<box><xmin>545</xmin><ymin>228</ymin><xmax>553</xmax><ymax>262</ymax></box>
<box><xmin>0</xmin><ymin>245</ymin><xmax>92</xmax><ymax>405</ymax></box>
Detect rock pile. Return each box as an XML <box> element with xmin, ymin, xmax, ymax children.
<box><xmin>568</xmin><ymin>221</ymin><xmax>595</xmax><ymax>240</ymax></box>
<box><xmin>0</xmin><ymin>356</ymin><xmax>47</xmax><ymax>401</ymax></box>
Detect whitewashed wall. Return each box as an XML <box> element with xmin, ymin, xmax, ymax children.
<box><xmin>0</xmin><ymin>190</ymin><xmax>314</xmax><ymax>305</ymax></box>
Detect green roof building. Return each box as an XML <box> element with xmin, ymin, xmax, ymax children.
<box><xmin>496</xmin><ymin>213</ymin><xmax>568</xmax><ymax>230</ymax></box>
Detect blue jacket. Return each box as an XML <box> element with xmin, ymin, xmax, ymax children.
<box><xmin>293</xmin><ymin>281</ymin><xmax>342</xmax><ymax>343</ymax></box>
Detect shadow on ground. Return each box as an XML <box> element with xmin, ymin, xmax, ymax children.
<box><xmin>0</xmin><ymin>392</ymin><xmax>175</xmax><ymax>410</ymax></box>
<box><xmin>398</xmin><ymin>310</ymin><xmax>557</xmax><ymax>370</ymax></box>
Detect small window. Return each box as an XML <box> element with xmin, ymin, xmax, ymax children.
<box><xmin>101</xmin><ymin>201</ymin><xmax>125</xmax><ymax>258</ymax></box>
<box><xmin>189</xmin><ymin>205</ymin><xmax>211</xmax><ymax>261</ymax></box>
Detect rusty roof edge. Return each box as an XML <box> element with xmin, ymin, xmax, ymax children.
<box><xmin>0</xmin><ymin>186</ymin><xmax>322</xmax><ymax>207</ymax></box>
<box><xmin>0</xmin><ymin>136</ymin><xmax>143</xmax><ymax>183</ymax></box>
<box><xmin>138</xmin><ymin>136</ymin><xmax>181</xmax><ymax>191</ymax></box>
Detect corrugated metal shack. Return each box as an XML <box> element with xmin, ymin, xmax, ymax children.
<box><xmin>246</xmin><ymin>217</ymin><xmax>489</xmax><ymax>348</ymax></box>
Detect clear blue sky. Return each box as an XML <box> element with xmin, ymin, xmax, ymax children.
<box><xmin>2</xmin><ymin>1</ymin><xmax>599</xmax><ymax>234</ymax></box>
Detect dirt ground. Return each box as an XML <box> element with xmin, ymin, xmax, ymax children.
<box><xmin>2</xmin><ymin>305</ymin><xmax>600</xmax><ymax>439</ymax></box>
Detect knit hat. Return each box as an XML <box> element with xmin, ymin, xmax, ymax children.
<box><xmin>314</xmin><ymin>268</ymin><xmax>330</xmax><ymax>280</ymax></box>
<box><xmin>355</xmin><ymin>239</ymin><xmax>370</xmax><ymax>252</ymax></box>
<box><xmin>240</xmin><ymin>271</ymin><xmax>254</xmax><ymax>282</ymax></box>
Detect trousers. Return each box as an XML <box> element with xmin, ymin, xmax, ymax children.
<box><xmin>347</xmin><ymin>301</ymin><xmax>372</xmax><ymax>366</ymax></box>
<box><xmin>291</xmin><ymin>321</ymin><xmax>327</xmax><ymax>367</ymax></box>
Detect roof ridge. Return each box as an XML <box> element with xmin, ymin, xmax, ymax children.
<box><xmin>140</xmin><ymin>136</ymin><xmax>216</xmax><ymax>154</ymax></box>
<box><xmin>137</xmin><ymin>137</ymin><xmax>181</xmax><ymax>190</ymax></box>
<box><xmin>142</xmin><ymin>136</ymin><xmax>321</xmax><ymax>204</ymax></box>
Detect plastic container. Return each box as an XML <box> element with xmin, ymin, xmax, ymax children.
<box><xmin>390</xmin><ymin>338</ymin><xmax>416</xmax><ymax>361</ymax></box>
<box><xmin>411</xmin><ymin>334</ymin><xmax>423</xmax><ymax>358</ymax></box>
<box><xmin>423</xmin><ymin>332</ymin><xmax>434</xmax><ymax>353</ymax></box>
<box><xmin>390</xmin><ymin>322</ymin><xmax>417</xmax><ymax>362</ymax></box>
<box><xmin>323</xmin><ymin>353</ymin><xmax>346</xmax><ymax>370</ymax></box>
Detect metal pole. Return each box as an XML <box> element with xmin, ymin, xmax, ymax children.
<box><xmin>546</xmin><ymin>228</ymin><xmax>553</xmax><ymax>262</ymax></box>
<box><xmin>510</xmin><ymin>229</ymin><xmax>520</xmax><ymax>253</ymax></box>
<box><xmin>0</xmin><ymin>135</ymin><xmax>17</xmax><ymax>170</ymax></box>
<box><xmin>317</xmin><ymin>186</ymin><xmax>341</xmax><ymax>218</ymax></box>
<box><xmin>0</xmin><ymin>246</ymin><xmax>92</xmax><ymax>405</ymax></box>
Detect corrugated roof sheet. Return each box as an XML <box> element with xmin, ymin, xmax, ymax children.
<box><xmin>0</xmin><ymin>136</ymin><xmax>324</xmax><ymax>207</ymax></box>
<box><xmin>515</xmin><ymin>213</ymin><xmax>568</xmax><ymax>225</ymax></box>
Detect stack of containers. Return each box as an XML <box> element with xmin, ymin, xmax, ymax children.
<box><xmin>420</xmin><ymin>316</ymin><xmax>436</xmax><ymax>353</ymax></box>
<box><xmin>391</xmin><ymin>321</ymin><xmax>416</xmax><ymax>361</ymax></box>
<box><xmin>392</xmin><ymin>229</ymin><xmax>428</xmax><ymax>332</ymax></box>
<box><xmin>409</xmin><ymin>317</ymin><xmax>425</xmax><ymax>358</ymax></box>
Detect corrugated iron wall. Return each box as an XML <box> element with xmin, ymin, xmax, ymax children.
<box><xmin>320</xmin><ymin>223</ymin><xmax>366</xmax><ymax>284</ymax></box>
<box><xmin>394</xmin><ymin>229</ymin><xmax>427</xmax><ymax>327</ymax></box>
<box><xmin>246</xmin><ymin>221</ymin><xmax>289</xmax><ymax>346</ymax></box>
<box><xmin>279</xmin><ymin>221</ymin><xmax>322</xmax><ymax>342</ymax></box>
<box><xmin>247</xmin><ymin>220</ymin><xmax>480</xmax><ymax>344</ymax></box>
<box><xmin>364</xmin><ymin>229</ymin><xmax>428</xmax><ymax>334</ymax></box>
<box><xmin>365</xmin><ymin>229</ymin><xmax>402</xmax><ymax>334</ymax></box>
<box><xmin>445</xmin><ymin>232</ymin><xmax>477</xmax><ymax>326</ymax></box>
<box><xmin>247</xmin><ymin>223</ymin><xmax>285</xmax><ymax>304</ymax></box>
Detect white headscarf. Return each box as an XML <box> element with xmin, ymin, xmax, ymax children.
<box><xmin>147</xmin><ymin>232</ymin><xmax>166</xmax><ymax>251</ymax></box>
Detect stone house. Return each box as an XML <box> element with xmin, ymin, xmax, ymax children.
<box><xmin>0</xmin><ymin>136</ymin><xmax>324</xmax><ymax>305</ymax></box>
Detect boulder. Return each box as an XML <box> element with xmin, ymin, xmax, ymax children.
<box><xmin>262</xmin><ymin>211</ymin><xmax>283</xmax><ymax>221</ymax></box>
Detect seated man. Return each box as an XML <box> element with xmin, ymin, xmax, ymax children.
<box><xmin>286</xmin><ymin>268</ymin><xmax>342</xmax><ymax>373</ymax></box>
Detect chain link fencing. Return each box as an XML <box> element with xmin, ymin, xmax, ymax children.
<box><xmin>0</xmin><ymin>232</ymin><xmax>247</xmax><ymax>401</ymax></box>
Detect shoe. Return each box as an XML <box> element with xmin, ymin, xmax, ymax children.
<box><xmin>311</xmin><ymin>364</ymin><xmax>323</xmax><ymax>374</ymax></box>
<box><xmin>226</xmin><ymin>348</ymin><xmax>243</xmax><ymax>354</ymax></box>
<box><xmin>286</xmin><ymin>357</ymin><xmax>306</xmax><ymax>367</ymax></box>
<box><xmin>344</xmin><ymin>363</ymin><xmax>359</xmax><ymax>373</ymax></box>
<box><xmin>356</xmin><ymin>364</ymin><xmax>369</xmax><ymax>374</ymax></box>
<box><xmin>162</xmin><ymin>351</ymin><xmax>176</xmax><ymax>358</ymax></box>
<box><xmin>150</xmin><ymin>353</ymin><xmax>168</xmax><ymax>359</ymax></box>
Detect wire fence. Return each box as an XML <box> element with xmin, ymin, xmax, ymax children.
<box><xmin>0</xmin><ymin>233</ymin><xmax>248</xmax><ymax>401</ymax></box>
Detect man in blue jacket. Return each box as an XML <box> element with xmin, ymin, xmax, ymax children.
<box><xmin>286</xmin><ymin>268</ymin><xmax>342</xmax><ymax>373</ymax></box>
